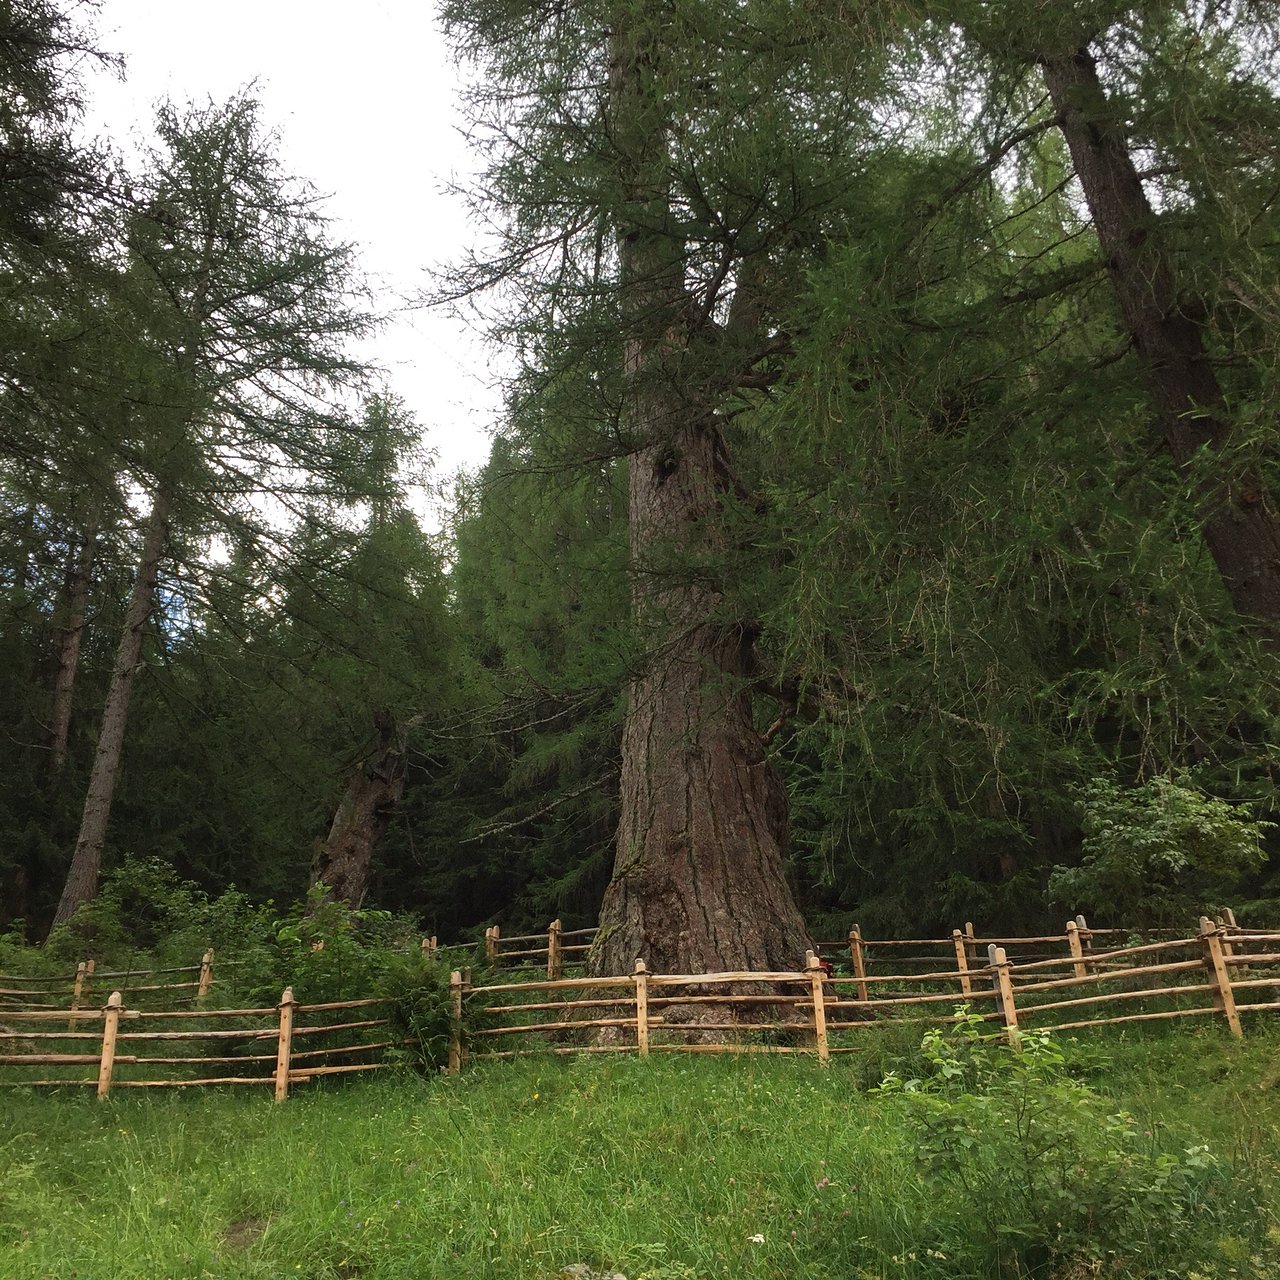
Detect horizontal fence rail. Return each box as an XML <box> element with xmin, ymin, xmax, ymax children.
<box><xmin>435</xmin><ymin>910</ymin><xmax>1248</xmax><ymax>986</ymax></box>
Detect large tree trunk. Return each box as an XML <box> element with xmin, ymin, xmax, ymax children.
<box><xmin>45</xmin><ymin>510</ymin><xmax>98</xmax><ymax>783</ymax></box>
<box><xmin>310</xmin><ymin>709</ymin><xmax>406</xmax><ymax>910</ymax></box>
<box><xmin>591</xmin><ymin>418</ymin><xmax>811</xmax><ymax>975</ymax></box>
<box><xmin>1042</xmin><ymin>46</ymin><xmax>1280</xmax><ymax>626</ymax></box>
<box><xmin>49</xmin><ymin>483</ymin><xmax>171</xmax><ymax>934</ymax></box>
<box><xmin>589</xmin><ymin>12</ymin><xmax>811</xmax><ymax>977</ymax></box>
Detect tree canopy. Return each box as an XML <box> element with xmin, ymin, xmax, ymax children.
<box><xmin>1</xmin><ymin>0</ymin><xmax>1277</xmax><ymax>955</ymax></box>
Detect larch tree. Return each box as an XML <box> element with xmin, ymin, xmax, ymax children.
<box><xmin>49</xmin><ymin>94</ymin><xmax>373</xmax><ymax>932</ymax></box>
<box><xmin>935</xmin><ymin>1</ymin><xmax>1280</xmax><ymax>630</ymax></box>
<box><xmin>308</xmin><ymin>396</ymin><xmax>454</xmax><ymax>910</ymax></box>
<box><xmin>441</xmin><ymin>0</ymin><xmax>892</xmax><ymax>973</ymax></box>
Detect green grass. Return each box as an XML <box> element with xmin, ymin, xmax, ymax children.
<box><xmin>2</xmin><ymin>1026</ymin><xmax>1279</xmax><ymax>1279</ymax></box>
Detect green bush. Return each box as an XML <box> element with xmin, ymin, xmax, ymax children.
<box><xmin>878</xmin><ymin>1011</ymin><xmax>1235</xmax><ymax>1277</ymax></box>
<box><xmin>1050</xmin><ymin>776</ymin><xmax>1271</xmax><ymax>926</ymax></box>
<box><xmin>382</xmin><ymin>951</ymin><xmax>457</xmax><ymax>1072</ymax></box>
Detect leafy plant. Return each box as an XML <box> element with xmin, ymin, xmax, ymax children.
<box><xmin>880</xmin><ymin>1011</ymin><xmax>1232</xmax><ymax>1276</ymax></box>
<box><xmin>1050</xmin><ymin>776</ymin><xmax>1271</xmax><ymax>925</ymax></box>
<box><xmin>382</xmin><ymin>952</ymin><xmax>458</xmax><ymax>1073</ymax></box>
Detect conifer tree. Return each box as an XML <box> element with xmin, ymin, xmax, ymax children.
<box><xmin>50</xmin><ymin>94</ymin><xmax>373</xmax><ymax>931</ymax></box>
<box><xmin>440</xmin><ymin>0</ymin><xmax>895</xmax><ymax>971</ymax></box>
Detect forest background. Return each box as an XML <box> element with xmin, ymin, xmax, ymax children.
<box><xmin>2</xmin><ymin>0</ymin><xmax>1279</xmax><ymax>955</ymax></box>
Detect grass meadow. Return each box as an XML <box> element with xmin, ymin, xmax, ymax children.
<box><xmin>2</xmin><ymin>1025</ymin><xmax>1279</xmax><ymax>1280</ymax></box>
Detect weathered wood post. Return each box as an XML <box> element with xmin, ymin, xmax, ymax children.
<box><xmin>951</xmin><ymin>929</ymin><xmax>972</xmax><ymax>997</ymax></box>
<box><xmin>274</xmin><ymin>986</ymin><xmax>297</xmax><ymax>1102</ymax></box>
<box><xmin>547</xmin><ymin>919</ymin><xmax>563</xmax><ymax>980</ymax></box>
<box><xmin>421</xmin><ymin>935</ymin><xmax>438</xmax><ymax>958</ymax></box>
<box><xmin>848</xmin><ymin>925</ymin><xmax>869</xmax><ymax>1003</ymax></box>
<box><xmin>987</xmin><ymin>945</ymin><xmax>1020</xmax><ymax>1047</ymax></box>
<box><xmin>1066</xmin><ymin>920</ymin><xmax>1088</xmax><ymax>981</ymax></box>
<box><xmin>633</xmin><ymin>958</ymin><xmax>650</xmax><ymax>1057</ymax></box>
<box><xmin>806</xmin><ymin>950</ymin><xmax>830</xmax><ymax>1065</ymax></box>
<box><xmin>1214</xmin><ymin>913</ymin><xmax>1235</xmax><ymax>960</ymax></box>
<box><xmin>1199</xmin><ymin>917</ymin><xmax>1243</xmax><ymax>1039</ymax></box>
<box><xmin>484</xmin><ymin>926</ymin><xmax>499</xmax><ymax>965</ymax></box>
<box><xmin>97</xmin><ymin>990</ymin><xmax>123</xmax><ymax>1100</ymax></box>
<box><xmin>197</xmin><ymin>948</ymin><xmax>215</xmax><ymax>999</ymax></box>
<box><xmin>69</xmin><ymin>961</ymin><xmax>88</xmax><ymax>1030</ymax></box>
<box><xmin>964</xmin><ymin>922</ymin><xmax>977</xmax><ymax>963</ymax></box>
<box><xmin>1219</xmin><ymin>908</ymin><xmax>1244</xmax><ymax>972</ymax></box>
<box><xmin>448</xmin><ymin>969</ymin><xmax>465</xmax><ymax>1074</ymax></box>
<box><xmin>1074</xmin><ymin>914</ymin><xmax>1094</xmax><ymax>972</ymax></box>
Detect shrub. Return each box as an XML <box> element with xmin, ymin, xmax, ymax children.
<box><xmin>1050</xmin><ymin>776</ymin><xmax>1271</xmax><ymax>926</ymax></box>
<box><xmin>878</xmin><ymin>1011</ymin><xmax>1231</xmax><ymax>1277</ymax></box>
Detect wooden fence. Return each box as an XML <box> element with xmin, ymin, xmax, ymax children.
<box><xmin>5</xmin><ymin>911</ymin><xmax>1275</xmax><ymax>1094</ymax></box>
<box><xmin>0</xmin><ymin>950</ymin><xmax>217</xmax><ymax>1016</ymax></box>
<box><xmin>0</xmin><ymin>986</ymin><xmax>397</xmax><ymax>1099</ymax></box>
<box><xmin>451</xmin><ymin>916</ymin><xmax>1280</xmax><ymax>1068</ymax></box>
<box><xmin>425</xmin><ymin>910</ymin><xmax>1242</xmax><ymax>983</ymax></box>
<box><xmin>420</xmin><ymin>922</ymin><xmax>595</xmax><ymax>978</ymax></box>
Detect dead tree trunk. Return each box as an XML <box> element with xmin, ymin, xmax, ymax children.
<box><xmin>46</xmin><ymin>510</ymin><xmax>98</xmax><ymax>783</ymax></box>
<box><xmin>1042</xmin><ymin>46</ymin><xmax>1280</xmax><ymax>626</ymax></box>
<box><xmin>588</xmin><ymin>11</ymin><xmax>811</xmax><ymax>977</ymax></box>
<box><xmin>49</xmin><ymin>483</ymin><xmax>171</xmax><ymax>933</ymax></box>
<box><xmin>310</xmin><ymin>710</ymin><xmax>406</xmax><ymax>910</ymax></box>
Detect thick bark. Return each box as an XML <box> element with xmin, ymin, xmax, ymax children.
<box><xmin>310</xmin><ymin>710</ymin><xmax>406</xmax><ymax>911</ymax></box>
<box><xmin>1042</xmin><ymin>47</ymin><xmax>1280</xmax><ymax>626</ymax></box>
<box><xmin>49</xmin><ymin>484</ymin><xmax>172</xmax><ymax>933</ymax></box>
<box><xmin>45</xmin><ymin>512</ymin><xmax>98</xmax><ymax>783</ymax></box>
<box><xmin>591</xmin><ymin>418</ymin><xmax>811</xmax><ymax>976</ymax></box>
<box><xmin>589</xmin><ymin>13</ymin><xmax>811</xmax><ymax>977</ymax></box>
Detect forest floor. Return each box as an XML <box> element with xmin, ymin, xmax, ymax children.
<box><xmin>2</xmin><ymin>1026</ymin><xmax>1279</xmax><ymax>1279</ymax></box>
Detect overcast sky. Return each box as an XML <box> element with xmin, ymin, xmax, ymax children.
<box><xmin>82</xmin><ymin>0</ymin><xmax>502</xmax><ymax>511</ymax></box>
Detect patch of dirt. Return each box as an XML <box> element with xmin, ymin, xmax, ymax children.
<box><xmin>222</xmin><ymin>1216</ymin><xmax>267</xmax><ymax>1250</ymax></box>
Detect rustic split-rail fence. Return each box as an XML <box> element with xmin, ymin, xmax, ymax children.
<box><xmin>3</xmin><ymin>910</ymin><xmax>1277</xmax><ymax>1099</ymax></box>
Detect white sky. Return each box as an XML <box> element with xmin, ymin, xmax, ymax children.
<box><xmin>82</xmin><ymin>0</ymin><xmax>502</xmax><ymax>514</ymax></box>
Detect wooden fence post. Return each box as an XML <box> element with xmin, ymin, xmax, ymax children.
<box><xmin>1219</xmin><ymin>908</ymin><xmax>1244</xmax><ymax>972</ymax></box>
<box><xmin>97</xmin><ymin>990</ymin><xmax>123</xmax><ymax>1100</ymax></box>
<box><xmin>1066</xmin><ymin>920</ymin><xmax>1088</xmax><ymax>980</ymax></box>
<box><xmin>448</xmin><ymin>969</ymin><xmax>464</xmax><ymax>1074</ymax></box>
<box><xmin>1074</xmin><ymin>914</ymin><xmax>1093</xmax><ymax>970</ymax></box>
<box><xmin>1199</xmin><ymin>917</ymin><xmax>1243</xmax><ymax>1039</ymax></box>
<box><xmin>849</xmin><ymin>925</ymin><xmax>869</xmax><ymax>1003</ymax></box>
<box><xmin>69</xmin><ymin>961</ymin><xmax>88</xmax><ymax>1030</ymax></box>
<box><xmin>274</xmin><ymin>986</ymin><xmax>297</xmax><ymax>1102</ymax></box>
<box><xmin>964</xmin><ymin>922</ymin><xmax>977</xmax><ymax>962</ymax></box>
<box><xmin>634</xmin><ymin>959</ymin><xmax>650</xmax><ymax>1057</ymax></box>
<box><xmin>197</xmin><ymin>948</ymin><xmax>214</xmax><ymax>999</ymax></box>
<box><xmin>485</xmin><ymin>926</ymin><xmax>499</xmax><ymax>965</ymax></box>
<box><xmin>806</xmin><ymin>951</ymin><xmax>830</xmax><ymax>1065</ymax></box>
<box><xmin>951</xmin><ymin>929</ymin><xmax>972</xmax><ymax>997</ymax></box>
<box><xmin>987</xmin><ymin>945</ymin><xmax>1020</xmax><ymax>1047</ymax></box>
<box><xmin>1214</xmin><ymin>913</ymin><xmax>1235</xmax><ymax>960</ymax></box>
<box><xmin>547</xmin><ymin>919</ymin><xmax>563</xmax><ymax>980</ymax></box>
<box><xmin>421</xmin><ymin>935</ymin><xmax>438</xmax><ymax>959</ymax></box>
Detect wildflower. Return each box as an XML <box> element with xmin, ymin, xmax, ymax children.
<box><xmin>748</xmin><ymin>1233</ymin><xmax>765</xmax><ymax>1244</ymax></box>
<box><xmin>816</xmin><ymin>1176</ymin><xmax>831</xmax><ymax>1188</ymax></box>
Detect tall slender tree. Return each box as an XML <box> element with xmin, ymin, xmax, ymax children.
<box><xmin>50</xmin><ymin>94</ymin><xmax>373</xmax><ymax>931</ymax></box>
